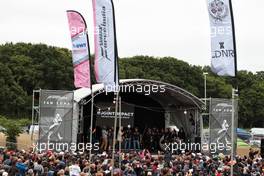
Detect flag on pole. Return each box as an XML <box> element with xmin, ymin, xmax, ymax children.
<box><xmin>207</xmin><ymin>0</ymin><xmax>237</xmax><ymax>77</ymax></box>
<box><xmin>92</xmin><ymin>0</ymin><xmax>119</xmax><ymax>91</ymax></box>
<box><xmin>67</xmin><ymin>10</ymin><xmax>91</xmax><ymax>88</ymax></box>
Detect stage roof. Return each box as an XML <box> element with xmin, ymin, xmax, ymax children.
<box><xmin>74</xmin><ymin>79</ymin><xmax>204</xmax><ymax>109</ymax></box>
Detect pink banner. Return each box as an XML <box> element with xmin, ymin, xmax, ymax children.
<box><xmin>67</xmin><ymin>10</ymin><xmax>91</xmax><ymax>88</ymax></box>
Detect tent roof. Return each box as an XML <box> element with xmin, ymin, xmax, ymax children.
<box><xmin>74</xmin><ymin>79</ymin><xmax>204</xmax><ymax>109</ymax></box>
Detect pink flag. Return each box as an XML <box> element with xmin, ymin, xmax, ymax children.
<box><xmin>67</xmin><ymin>10</ymin><xmax>91</xmax><ymax>88</ymax></box>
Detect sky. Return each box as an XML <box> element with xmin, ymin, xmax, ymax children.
<box><xmin>0</xmin><ymin>0</ymin><xmax>263</xmax><ymax>72</ymax></box>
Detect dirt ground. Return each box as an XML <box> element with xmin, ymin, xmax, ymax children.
<box><xmin>237</xmin><ymin>146</ymin><xmax>260</xmax><ymax>157</ymax></box>
<box><xmin>0</xmin><ymin>133</ymin><xmax>259</xmax><ymax>156</ymax></box>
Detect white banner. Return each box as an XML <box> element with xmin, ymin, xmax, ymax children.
<box><xmin>92</xmin><ymin>0</ymin><xmax>118</xmax><ymax>90</ymax></box>
<box><xmin>208</xmin><ymin>0</ymin><xmax>236</xmax><ymax>76</ymax></box>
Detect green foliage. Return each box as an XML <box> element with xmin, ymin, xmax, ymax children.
<box><xmin>0</xmin><ymin>43</ymin><xmax>264</xmax><ymax>128</ymax></box>
<box><xmin>0</xmin><ymin>43</ymin><xmax>74</xmax><ymax>117</ymax></box>
<box><xmin>0</xmin><ymin>115</ymin><xmax>30</xmax><ymax>149</ymax></box>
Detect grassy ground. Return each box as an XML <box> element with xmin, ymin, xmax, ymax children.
<box><xmin>0</xmin><ymin>132</ymin><xmax>33</xmax><ymax>150</ymax></box>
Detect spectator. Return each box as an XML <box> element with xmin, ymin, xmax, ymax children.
<box><xmin>33</xmin><ymin>159</ymin><xmax>44</xmax><ymax>175</ymax></box>
<box><xmin>69</xmin><ymin>161</ymin><xmax>81</xmax><ymax>176</ymax></box>
<box><xmin>16</xmin><ymin>158</ymin><xmax>28</xmax><ymax>176</ymax></box>
<box><xmin>0</xmin><ymin>128</ymin><xmax>263</xmax><ymax>176</ymax></box>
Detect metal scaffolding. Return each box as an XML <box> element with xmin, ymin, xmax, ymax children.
<box><xmin>31</xmin><ymin>90</ymin><xmax>40</xmax><ymax>144</ymax></box>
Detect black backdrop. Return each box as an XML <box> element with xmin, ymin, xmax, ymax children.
<box><xmin>82</xmin><ymin>92</ymin><xmax>165</xmax><ymax>142</ymax></box>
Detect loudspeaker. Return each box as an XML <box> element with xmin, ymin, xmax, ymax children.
<box><xmin>261</xmin><ymin>139</ymin><xmax>264</xmax><ymax>157</ymax></box>
<box><xmin>194</xmin><ymin>137</ymin><xmax>201</xmax><ymax>152</ymax></box>
<box><xmin>77</xmin><ymin>133</ymin><xmax>84</xmax><ymax>143</ymax></box>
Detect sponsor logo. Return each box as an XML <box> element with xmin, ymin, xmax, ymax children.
<box><xmin>73</xmin><ymin>43</ymin><xmax>87</xmax><ymax>49</ymax></box>
<box><xmin>97</xmin><ymin>111</ymin><xmax>134</xmax><ymax>119</ymax></box>
<box><xmin>212</xmin><ymin>42</ymin><xmax>234</xmax><ymax>59</ymax></box>
<box><xmin>98</xmin><ymin>6</ymin><xmax>111</xmax><ymax>61</ymax></box>
<box><xmin>209</xmin><ymin>0</ymin><xmax>228</xmax><ymax>21</ymax></box>
<box><xmin>43</xmin><ymin>95</ymin><xmax>72</xmax><ymax>106</ymax></box>
<box><xmin>213</xmin><ymin>103</ymin><xmax>232</xmax><ymax>112</ymax></box>
<box><xmin>219</xmin><ymin>42</ymin><xmax>225</xmax><ymax>49</ymax></box>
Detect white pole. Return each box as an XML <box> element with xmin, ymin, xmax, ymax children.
<box><xmin>118</xmin><ymin>96</ymin><xmax>122</xmax><ymax>168</ymax></box>
<box><xmin>231</xmin><ymin>88</ymin><xmax>236</xmax><ymax>176</ymax></box>
<box><xmin>111</xmin><ymin>91</ymin><xmax>119</xmax><ymax>176</ymax></box>
<box><xmin>88</xmin><ymin>90</ymin><xmax>94</xmax><ymax>173</ymax></box>
<box><xmin>203</xmin><ymin>72</ymin><xmax>208</xmax><ymax>111</ymax></box>
<box><xmin>31</xmin><ymin>90</ymin><xmax>35</xmax><ymax>142</ymax></box>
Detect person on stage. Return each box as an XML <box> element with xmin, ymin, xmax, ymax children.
<box><xmin>100</xmin><ymin>126</ymin><xmax>108</xmax><ymax>151</ymax></box>
<box><xmin>132</xmin><ymin>127</ymin><xmax>140</xmax><ymax>150</ymax></box>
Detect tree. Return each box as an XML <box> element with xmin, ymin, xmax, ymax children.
<box><xmin>0</xmin><ymin>43</ymin><xmax>74</xmax><ymax>118</ymax></box>
<box><xmin>0</xmin><ymin>62</ymin><xmax>27</xmax><ymax>117</ymax></box>
<box><xmin>239</xmin><ymin>82</ymin><xmax>264</xmax><ymax>127</ymax></box>
<box><xmin>0</xmin><ymin>116</ymin><xmax>30</xmax><ymax>149</ymax></box>
<box><xmin>1</xmin><ymin>43</ymin><xmax>264</xmax><ymax>128</ymax></box>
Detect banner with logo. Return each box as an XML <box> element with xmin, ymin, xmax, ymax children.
<box><xmin>39</xmin><ymin>90</ymin><xmax>74</xmax><ymax>151</ymax></box>
<box><xmin>96</xmin><ymin>102</ymin><xmax>134</xmax><ymax>127</ymax></box>
<box><xmin>67</xmin><ymin>10</ymin><xmax>91</xmax><ymax>88</ymax></box>
<box><xmin>209</xmin><ymin>98</ymin><xmax>238</xmax><ymax>155</ymax></box>
<box><xmin>207</xmin><ymin>0</ymin><xmax>236</xmax><ymax>76</ymax></box>
<box><xmin>92</xmin><ymin>0</ymin><xmax>118</xmax><ymax>90</ymax></box>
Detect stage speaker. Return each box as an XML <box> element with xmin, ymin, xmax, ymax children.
<box><xmin>194</xmin><ymin>137</ymin><xmax>201</xmax><ymax>152</ymax></box>
<box><xmin>77</xmin><ymin>133</ymin><xmax>83</xmax><ymax>143</ymax></box>
<box><xmin>261</xmin><ymin>139</ymin><xmax>264</xmax><ymax>157</ymax></box>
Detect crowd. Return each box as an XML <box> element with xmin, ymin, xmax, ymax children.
<box><xmin>93</xmin><ymin>127</ymin><xmax>187</xmax><ymax>152</ymax></box>
<box><xmin>0</xmin><ymin>147</ymin><xmax>263</xmax><ymax>176</ymax></box>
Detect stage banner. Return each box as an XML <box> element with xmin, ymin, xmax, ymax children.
<box><xmin>207</xmin><ymin>0</ymin><xmax>236</xmax><ymax>76</ymax></box>
<box><xmin>96</xmin><ymin>102</ymin><xmax>134</xmax><ymax>127</ymax></box>
<box><xmin>92</xmin><ymin>0</ymin><xmax>119</xmax><ymax>91</ymax></box>
<box><xmin>209</xmin><ymin>98</ymin><xmax>238</xmax><ymax>155</ymax></box>
<box><xmin>39</xmin><ymin>90</ymin><xmax>74</xmax><ymax>152</ymax></box>
<box><xmin>67</xmin><ymin>10</ymin><xmax>91</xmax><ymax>88</ymax></box>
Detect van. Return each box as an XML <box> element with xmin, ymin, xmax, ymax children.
<box><xmin>249</xmin><ymin>128</ymin><xmax>264</xmax><ymax>147</ymax></box>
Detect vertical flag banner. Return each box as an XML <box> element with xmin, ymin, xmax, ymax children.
<box><xmin>207</xmin><ymin>0</ymin><xmax>236</xmax><ymax>76</ymax></box>
<box><xmin>39</xmin><ymin>90</ymin><xmax>74</xmax><ymax>152</ymax></box>
<box><xmin>67</xmin><ymin>10</ymin><xmax>91</xmax><ymax>88</ymax></box>
<box><xmin>209</xmin><ymin>98</ymin><xmax>238</xmax><ymax>155</ymax></box>
<box><xmin>92</xmin><ymin>0</ymin><xmax>118</xmax><ymax>90</ymax></box>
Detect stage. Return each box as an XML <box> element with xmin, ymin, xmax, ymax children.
<box><xmin>73</xmin><ymin>79</ymin><xmax>204</xmax><ymax>145</ymax></box>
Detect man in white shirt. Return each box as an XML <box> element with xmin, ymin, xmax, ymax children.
<box><xmin>69</xmin><ymin>161</ymin><xmax>81</xmax><ymax>176</ymax></box>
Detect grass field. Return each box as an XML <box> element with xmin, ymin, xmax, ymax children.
<box><xmin>0</xmin><ymin>132</ymin><xmax>33</xmax><ymax>150</ymax></box>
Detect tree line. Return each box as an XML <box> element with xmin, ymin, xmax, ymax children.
<box><xmin>0</xmin><ymin>43</ymin><xmax>263</xmax><ymax>128</ymax></box>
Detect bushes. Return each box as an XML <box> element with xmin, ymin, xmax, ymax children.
<box><xmin>0</xmin><ymin>116</ymin><xmax>30</xmax><ymax>149</ymax></box>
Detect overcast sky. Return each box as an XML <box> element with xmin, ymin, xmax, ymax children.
<box><xmin>0</xmin><ymin>0</ymin><xmax>263</xmax><ymax>72</ymax></box>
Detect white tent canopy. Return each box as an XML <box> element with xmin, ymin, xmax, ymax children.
<box><xmin>74</xmin><ymin>79</ymin><xmax>203</xmax><ymax>108</ymax></box>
